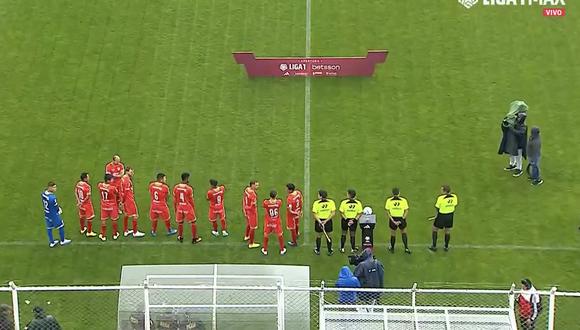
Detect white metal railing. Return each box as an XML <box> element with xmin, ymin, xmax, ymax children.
<box><xmin>2</xmin><ymin>281</ymin><xmax>578</xmax><ymax>330</ymax></box>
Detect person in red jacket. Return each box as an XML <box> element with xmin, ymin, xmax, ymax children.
<box><xmin>517</xmin><ymin>278</ymin><xmax>541</xmax><ymax>330</ymax></box>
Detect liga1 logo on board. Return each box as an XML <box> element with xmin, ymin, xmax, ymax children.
<box><xmin>458</xmin><ymin>0</ymin><xmax>566</xmax><ymax>16</ymax></box>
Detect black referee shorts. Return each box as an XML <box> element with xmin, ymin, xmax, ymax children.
<box><xmin>388</xmin><ymin>217</ymin><xmax>407</xmax><ymax>230</ymax></box>
<box><xmin>314</xmin><ymin>219</ymin><xmax>333</xmax><ymax>233</ymax></box>
<box><xmin>341</xmin><ymin>218</ymin><xmax>358</xmax><ymax>231</ymax></box>
<box><xmin>434</xmin><ymin>213</ymin><xmax>454</xmax><ymax>229</ymax></box>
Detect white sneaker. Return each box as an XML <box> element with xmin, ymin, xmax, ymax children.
<box><xmin>123</xmin><ymin>230</ymin><xmax>133</xmax><ymax>237</ymax></box>
<box><xmin>49</xmin><ymin>240</ymin><xmax>59</xmax><ymax>248</ymax></box>
<box><xmin>132</xmin><ymin>231</ymin><xmax>145</xmax><ymax>238</ymax></box>
<box><xmin>98</xmin><ymin>234</ymin><xmax>106</xmax><ymax>241</ymax></box>
<box><xmin>211</xmin><ymin>231</ymin><xmax>219</xmax><ymax>237</ymax></box>
<box><xmin>280</xmin><ymin>248</ymin><xmax>287</xmax><ymax>255</ymax></box>
<box><xmin>222</xmin><ymin>230</ymin><xmax>229</xmax><ymax>237</ymax></box>
<box><xmin>261</xmin><ymin>248</ymin><xmax>268</xmax><ymax>255</ymax></box>
<box><xmin>60</xmin><ymin>239</ymin><xmax>72</xmax><ymax>246</ymax></box>
<box><xmin>112</xmin><ymin>232</ymin><xmax>120</xmax><ymax>240</ymax></box>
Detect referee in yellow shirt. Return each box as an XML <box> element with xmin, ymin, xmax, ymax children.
<box><xmin>312</xmin><ymin>190</ymin><xmax>336</xmax><ymax>256</ymax></box>
<box><xmin>428</xmin><ymin>185</ymin><xmax>458</xmax><ymax>252</ymax></box>
<box><xmin>338</xmin><ymin>189</ymin><xmax>363</xmax><ymax>253</ymax></box>
<box><xmin>385</xmin><ymin>187</ymin><xmax>411</xmax><ymax>254</ymax></box>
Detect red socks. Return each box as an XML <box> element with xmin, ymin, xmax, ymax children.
<box><xmin>151</xmin><ymin>220</ymin><xmax>158</xmax><ymax>233</ymax></box>
<box><xmin>112</xmin><ymin>220</ymin><xmax>118</xmax><ymax>234</ymax></box>
<box><xmin>87</xmin><ymin>220</ymin><xmax>93</xmax><ymax>233</ymax></box>
<box><xmin>80</xmin><ymin>218</ymin><xmax>86</xmax><ymax>230</ymax></box>
<box><xmin>178</xmin><ymin>222</ymin><xmax>184</xmax><ymax>237</ymax></box>
<box><xmin>164</xmin><ymin>219</ymin><xmax>171</xmax><ymax>231</ymax></box>
<box><xmin>291</xmin><ymin>229</ymin><xmax>297</xmax><ymax>244</ymax></box>
<box><xmin>244</xmin><ymin>225</ymin><xmax>250</xmax><ymax>238</ymax></box>
<box><xmin>100</xmin><ymin>222</ymin><xmax>106</xmax><ymax>236</ymax></box>
<box><xmin>212</xmin><ymin>222</ymin><xmax>218</xmax><ymax>231</ymax></box>
<box><xmin>263</xmin><ymin>236</ymin><xmax>269</xmax><ymax>251</ymax></box>
<box><xmin>278</xmin><ymin>235</ymin><xmax>285</xmax><ymax>250</ymax></box>
<box><xmin>132</xmin><ymin>219</ymin><xmax>138</xmax><ymax>233</ymax></box>
<box><xmin>191</xmin><ymin>223</ymin><xmax>197</xmax><ymax>238</ymax></box>
<box><xmin>249</xmin><ymin>230</ymin><xmax>255</xmax><ymax>244</ymax></box>
<box><xmin>220</xmin><ymin>218</ymin><xmax>227</xmax><ymax>231</ymax></box>
<box><xmin>123</xmin><ymin>215</ymin><xmax>129</xmax><ymax>232</ymax></box>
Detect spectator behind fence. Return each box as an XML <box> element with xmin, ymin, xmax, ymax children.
<box><xmin>336</xmin><ymin>266</ymin><xmax>361</xmax><ymax>304</ymax></box>
<box><xmin>353</xmin><ymin>248</ymin><xmax>384</xmax><ymax>304</ymax></box>
<box><xmin>517</xmin><ymin>278</ymin><xmax>541</xmax><ymax>330</ymax></box>
<box><xmin>25</xmin><ymin>307</ymin><xmax>61</xmax><ymax>330</ymax></box>
<box><xmin>0</xmin><ymin>304</ymin><xmax>14</xmax><ymax>330</ymax></box>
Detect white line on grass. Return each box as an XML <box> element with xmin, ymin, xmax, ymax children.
<box><xmin>2</xmin><ymin>240</ymin><xmax>579</xmax><ymax>252</ymax></box>
<box><xmin>303</xmin><ymin>0</ymin><xmax>312</xmax><ymax>240</ymax></box>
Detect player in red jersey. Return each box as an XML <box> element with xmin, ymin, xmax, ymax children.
<box><xmin>261</xmin><ymin>190</ymin><xmax>287</xmax><ymax>256</ymax></box>
<box><xmin>286</xmin><ymin>183</ymin><xmax>303</xmax><ymax>247</ymax></box>
<box><xmin>149</xmin><ymin>173</ymin><xmax>177</xmax><ymax>236</ymax></box>
<box><xmin>75</xmin><ymin>172</ymin><xmax>96</xmax><ymax>237</ymax></box>
<box><xmin>206</xmin><ymin>179</ymin><xmax>228</xmax><ymax>237</ymax></box>
<box><xmin>105</xmin><ymin>155</ymin><xmax>125</xmax><ymax>212</ymax></box>
<box><xmin>97</xmin><ymin>174</ymin><xmax>120</xmax><ymax>241</ymax></box>
<box><xmin>173</xmin><ymin>172</ymin><xmax>202</xmax><ymax>244</ymax></box>
<box><xmin>243</xmin><ymin>181</ymin><xmax>260</xmax><ymax>248</ymax></box>
<box><xmin>120</xmin><ymin>167</ymin><xmax>145</xmax><ymax>238</ymax></box>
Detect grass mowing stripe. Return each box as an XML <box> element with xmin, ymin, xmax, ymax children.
<box><xmin>4</xmin><ymin>240</ymin><xmax>579</xmax><ymax>252</ymax></box>
<box><xmin>303</xmin><ymin>0</ymin><xmax>312</xmax><ymax>240</ymax></box>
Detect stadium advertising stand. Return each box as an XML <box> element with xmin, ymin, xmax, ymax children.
<box><xmin>233</xmin><ymin>50</ymin><xmax>388</xmax><ymax>77</ymax></box>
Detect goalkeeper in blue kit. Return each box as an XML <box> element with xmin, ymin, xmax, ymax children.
<box><xmin>41</xmin><ymin>182</ymin><xmax>72</xmax><ymax>248</ymax></box>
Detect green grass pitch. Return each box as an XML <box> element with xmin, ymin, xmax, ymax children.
<box><xmin>1</xmin><ymin>0</ymin><xmax>579</xmax><ymax>328</ymax></box>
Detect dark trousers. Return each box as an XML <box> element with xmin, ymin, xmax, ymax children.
<box><xmin>527</xmin><ymin>156</ymin><xmax>541</xmax><ymax>180</ymax></box>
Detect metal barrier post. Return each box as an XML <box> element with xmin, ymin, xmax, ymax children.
<box><xmin>9</xmin><ymin>281</ymin><xmax>20</xmax><ymax>330</ymax></box>
<box><xmin>319</xmin><ymin>281</ymin><xmax>325</xmax><ymax>330</ymax></box>
<box><xmin>548</xmin><ymin>287</ymin><xmax>557</xmax><ymax>330</ymax></box>
<box><xmin>143</xmin><ymin>280</ymin><xmax>151</xmax><ymax>330</ymax></box>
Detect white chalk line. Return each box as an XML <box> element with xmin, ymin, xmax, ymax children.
<box><xmin>2</xmin><ymin>239</ymin><xmax>579</xmax><ymax>252</ymax></box>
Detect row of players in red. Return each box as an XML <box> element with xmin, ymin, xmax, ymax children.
<box><xmin>73</xmin><ymin>156</ymin><xmax>303</xmax><ymax>254</ymax></box>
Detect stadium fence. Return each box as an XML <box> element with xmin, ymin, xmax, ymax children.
<box><xmin>1</xmin><ymin>281</ymin><xmax>579</xmax><ymax>329</ymax></box>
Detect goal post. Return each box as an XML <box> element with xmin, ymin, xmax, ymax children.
<box><xmin>118</xmin><ymin>264</ymin><xmax>310</xmax><ymax>330</ymax></box>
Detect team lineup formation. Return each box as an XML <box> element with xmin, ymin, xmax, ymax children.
<box><xmin>42</xmin><ymin>155</ymin><xmax>459</xmax><ymax>255</ymax></box>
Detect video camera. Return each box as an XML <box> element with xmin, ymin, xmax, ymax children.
<box><xmin>348</xmin><ymin>253</ymin><xmax>365</xmax><ymax>266</ymax></box>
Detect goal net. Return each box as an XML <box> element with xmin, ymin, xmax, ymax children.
<box><xmin>117</xmin><ymin>264</ymin><xmax>310</xmax><ymax>330</ymax></box>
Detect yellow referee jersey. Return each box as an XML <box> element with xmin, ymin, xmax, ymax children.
<box><xmin>435</xmin><ymin>194</ymin><xmax>458</xmax><ymax>214</ymax></box>
<box><xmin>312</xmin><ymin>199</ymin><xmax>336</xmax><ymax>219</ymax></box>
<box><xmin>385</xmin><ymin>196</ymin><xmax>409</xmax><ymax>217</ymax></box>
<box><xmin>339</xmin><ymin>199</ymin><xmax>363</xmax><ymax>219</ymax></box>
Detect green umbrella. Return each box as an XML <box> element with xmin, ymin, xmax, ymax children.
<box><xmin>503</xmin><ymin>100</ymin><xmax>528</xmax><ymax>127</ymax></box>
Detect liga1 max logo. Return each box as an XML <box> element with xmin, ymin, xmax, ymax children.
<box><xmin>458</xmin><ymin>0</ymin><xmax>566</xmax><ymax>16</ymax></box>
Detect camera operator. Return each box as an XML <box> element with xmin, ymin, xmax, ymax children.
<box><xmin>353</xmin><ymin>248</ymin><xmax>384</xmax><ymax>304</ymax></box>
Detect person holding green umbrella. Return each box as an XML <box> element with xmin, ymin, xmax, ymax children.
<box><xmin>498</xmin><ymin>101</ymin><xmax>529</xmax><ymax>177</ymax></box>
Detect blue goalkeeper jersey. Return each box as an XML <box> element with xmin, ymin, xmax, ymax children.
<box><xmin>41</xmin><ymin>190</ymin><xmax>60</xmax><ymax>220</ymax></box>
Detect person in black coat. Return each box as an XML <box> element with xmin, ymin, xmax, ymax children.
<box><xmin>498</xmin><ymin>112</ymin><xmax>528</xmax><ymax>177</ymax></box>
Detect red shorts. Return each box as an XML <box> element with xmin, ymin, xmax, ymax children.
<box><xmin>264</xmin><ymin>222</ymin><xmax>283</xmax><ymax>236</ymax></box>
<box><xmin>123</xmin><ymin>199</ymin><xmax>138</xmax><ymax>217</ymax></box>
<box><xmin>78</xmin><ymin>203</ymin><xmax>95</xmax><ymax>220</ymax></box>
<box><xmin>286</xmin><ymin>213</ymin><xmax>299</xmax><ymax>229</ymax></box>
<box><xmin>150</xmin><ymin>205</ymin><xmax>170</xmax><ymax>221</ymax></box>
<box><xmin>209</xmin><ymin>208</ymin><xmax>225</xmax><ymax>222</ymax></box>
<box><xmin>101</xmin><ymin>206</ymin><xmax>119</xmax><ymax>220</ymax></box>
<box><xmin>245</xmin><ymin>212</ymin><xmax>258</xmax><ymax>229</ymax></box>
<box><xmin>176</xmin><ymin>205</ymin><xmax>196</xmax><ymax>223</ymax></box>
